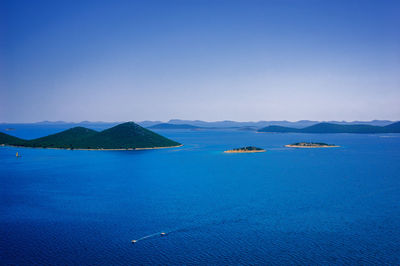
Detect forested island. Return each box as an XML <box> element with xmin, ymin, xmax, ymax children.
<box><xmin>258</xmin><ymin>121</ymin><xmax>400</xmax><ymax>133</ymax></box>
<box><xmin>0</xmin><ymin>122</ymin><xmax>182</xmax><ymax>150</ymax></box>
<box><xmin>285</xmin><ymin>142</ymin><xmax>339</xmax><ymax>148</ymax></box>
<box><xmin>224</xmin><ymin>146</ymin><xmax>266</xmax><ymax>153</ymax></box>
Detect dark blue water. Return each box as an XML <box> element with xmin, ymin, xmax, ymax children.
<box><xmin>1</xmin><ymin>128</ymin><xmax>400</xmax><ymax>265</ymax></box>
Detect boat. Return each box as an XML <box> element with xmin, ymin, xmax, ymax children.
<box><xmin>131</xmin><ymin>240</ymin><xmax>137</xmax><ymax>244</ymax></box>
<box><xmin>160</xmin><ymin>232</ymin><xmax>166</xmax><ymax>236</ymax></box>
<box><xmin>16</xmin><ymin>152</ymin><xmax>20</xmax><ymax>157</ymax></box>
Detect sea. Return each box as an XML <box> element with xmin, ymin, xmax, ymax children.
<box><xmin>1</xmin><ymin>124</ymin><xmax>400</xmax><ymax>265</ymax></box>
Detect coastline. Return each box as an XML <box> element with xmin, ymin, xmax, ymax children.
<box><xmin>0</xmin><ymin>144</ymin><xmax>183</xmax><ymax>151</ymax></box>
<box><xmin>284</xmin><ymin>145</ymin><xmax>340</xmax><ymax>148</ymax></box>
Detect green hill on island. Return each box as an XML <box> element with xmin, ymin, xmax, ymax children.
<box><xmin>28</xmin><ymin>127</ymin><xmax>98</xmax><ymax>148</ymax></box>
<box><xmin>79</xmin><ymin>122</ymin><xmax>181</xmax><ymax>149</ymax></box>
<box><xmin>258</xmin><ymin>122</ymin><xmax>400</xmax><ymax>133</ymax></box>
<box><xmin>0</xmin><ymin>122</ymin><xmax>181</xmax><ymax>150</ymax></box>
<box><xmin>0</xmin><ymin>132</ymin><xmax>27</xmax><ymax>146</ymax></box>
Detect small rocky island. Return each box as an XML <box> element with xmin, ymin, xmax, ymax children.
<box><xmin>285</xmin><ymin>142</ymin><xmax>339</xmax><ymax>148</ymax></box>
<box><xmin>224</xmin><ymin>146</ymin><xmax>266</xmax><ymax>153</ymax></box>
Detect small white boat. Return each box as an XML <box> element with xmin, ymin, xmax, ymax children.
<box><xmin>131</xmin><ymin>240</ymin><xmax>137</xmax><ymax>244</ymax></box>
<box><xmin>160</xmin><ymin>232</ymin><xmax>166</xmax><ymax>236</ymax></box>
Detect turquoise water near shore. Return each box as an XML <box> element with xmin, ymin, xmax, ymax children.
<box><xmin>1</xmin><ymin>128</ymin><xmax>400</xmax><ymax>264</ymax></box>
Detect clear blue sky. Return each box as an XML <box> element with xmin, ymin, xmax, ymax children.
<box><xmin>1</xmin><ymin>0</ymin><xmax>399</xmax><ymax>122</ymax></box>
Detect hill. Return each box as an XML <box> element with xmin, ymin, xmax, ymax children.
<box><xmin>80</xmin><ymin>122</ymin><xmax>181</xmax><ymax>149</ymax></box>
<box><xmin>27</xmin><ymin>127</ymin><xmax>98</xmax><ymax>148</ymax></box>
<box><xmin>0</xmin><ymin>132</ymin><xmax>27</xmax><ymax>146</ymax></box>
<box><xmin>257</xmin><ymin>125</ymin><xmax>300</xmax><ymax>133</ymax></box>
<box><xmin>149</xmin><ymin>123</ymin><xmax>201</xmax><ymax>129</ymax></box>
<box><xmin>0</xmin><ymin>122</ymin><xmax>181</xmax><ymax>150</ymax></box>
<box><xmin>258</xmin><ymin>122</ymin><xmax>400</xmax><ymax>133</ymax></box>
<box><xmin>301</xmin><ymin>123</ymin><xmax>384</xmax><ymax>133</ymax></box>
<box><xmin>384</xmin><ymin>121</ymin><xmax>400</xmax><ymax>133</ymax></box>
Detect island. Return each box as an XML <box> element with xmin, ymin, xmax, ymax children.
<box><xmin>224</xmin><ymin>146</ymin><xmax>266</xmax><ymax>153</ymax></box>
<box><xmin>258</xmin><ymin>121</ymin><xmax>400</xmax><ymax>133</ymax></box>
<box><xmin>149</xmin><ymin>123</ymin><xmax>202</xmax><ymax>130</ymax></box>
<box><xmin>285</xmin><ymin>142</ymin><xmax>339</xmax><ymax>148</ymax></box>
<box><xmin>0</xmin><ymin>122</ymin><xmax>182</xmax><ymax>150</ymax></box>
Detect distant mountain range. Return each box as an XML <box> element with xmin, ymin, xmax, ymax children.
<box><xmin>258</xmin><ymin>122</ymin><xmax>400</xmax><ymax>133</ymax></box>
<box><xmin>165</xmin><ymin>119</ymin><xmax>395</xmax><ymax>128</ymax></box>
<box><xmin>1</xmin><ymin>120</ymin><xmax>397</xmax><ymax>131</ymax></box>
<box><xmin>0</xmin><ymin>122</ymin><xmax>181</xmax><ymax>150</ymax></box>
<box><xmin>149</xmin><ymin>123</ymin><xmax>201</xmax><ymax>129</ymax></box>
<box><xmin>146</xmin><ymin>120</ymin><xmax>397</xmax><ymax>131</ymax></box>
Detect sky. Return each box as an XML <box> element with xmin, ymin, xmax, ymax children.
<box><xmin>1</xmin><ymin>0</ymin><xmax>399</xmax><ymax>123</ymax></box>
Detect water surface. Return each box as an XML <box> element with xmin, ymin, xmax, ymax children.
<box><xmin>1</xmin><ymin>128</ymin><xmax>400</xmax><ymax>264</ymax></box>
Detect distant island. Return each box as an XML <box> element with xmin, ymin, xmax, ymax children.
<box><xmin>224</xmin><ymin>146</ymin><xmax>266</xmax><ymax>153</ymax></box>
<box><xmin>147</xmin><ymin>123</ymin><xmax>251</xmax><ymax>131</ymax></box>
<box><xmin>163</xmin><ymin>119</ymin><xmax>395</xmax><ymax>128</ymax></box>
<box><xmin>149</xmin><ymin>123</ymin><xmax>201</xmax><ymax>130</ymax></box>
<box><xmin>285</xmin><ymin>142</ymin><xmax>339</xmax><ymax>148</ymax></box>
<box><xmin>3</xmin><ymin>120</ymin><xmax>397</xmax><ymax>133</ymax></box>
<box><xmin>258</xmin><ymin>121</ymin><xmax>400</xmax><ymax>134</ymax></box>
<box><xmin>0</xmin><ymin>122</ymin><xmax>182</xmax><ymax>150</ymax></box>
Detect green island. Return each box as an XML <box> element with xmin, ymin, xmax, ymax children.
<box><xmin>258</xmin><ymin>121</ymin><xmax>400</xmax><ymax>133</ymax></box>
<box><xmin>0</xmin><ymin>122</ymin><xmax>182</xmax><ymax>150</ymax></box>
<box><xmin>285</xmin><ymin>142</ymin><xmax>339</xmax><ymax>148</ymax></box>
<box><xmin>224</xmin><ymin>146</ymin><xmax>266</xmax><ymax>153</ymax></box>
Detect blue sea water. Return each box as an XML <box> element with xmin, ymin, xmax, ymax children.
<box><xmin>1</xmin><ymin>127</ymin><xmax>400</xmax><ymax>265</ymax></box>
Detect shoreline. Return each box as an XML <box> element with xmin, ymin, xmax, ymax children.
<box><xmin>284</xmin><ymin>145</ymin><xmax>340</xmax><ymax>148</ymax></box>
<box><xmin>0</xmin><ymin>144</ymin><xmax>183</xmax><ymax>151</ymax></box>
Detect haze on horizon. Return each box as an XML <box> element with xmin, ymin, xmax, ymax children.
<box><xmin>1</xmin><ymin>0</ymin><xmax>399</xmax><ymax>123</ymax></box>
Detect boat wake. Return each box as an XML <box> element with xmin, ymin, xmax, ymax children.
<box><xmin>131</xmin><ymin>216</ymin><xmax>245</xmax><ymax>245</ymax></box>
<box><xmin>131</xmin><ymin>232</ymin><xmax>167</xmax><ymax>244</ymax></box>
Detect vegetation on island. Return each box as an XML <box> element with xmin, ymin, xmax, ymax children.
<box><xmin>285</xmin><ymin>142</ymin><xmax>339</xmax><ymax>148</ymax></box>
<box><xmin>258</xmin><ymin>122</ymin><xmax>400</xmax><ymax>133</ymax></box>
<box><xmin>0</xmin><ymin>122</ymin><xmax>181</xmax><ymax>150</ymax></box>
<box><xmin>28</xmin><ymin>127</ymin><xmax>98</xmax><ymax>148</ymax></box>
<box><xmin>0</xmin><ymin>132</ymin><xmax>27</xmax><ymax>146</ymax></box>
<box><xmin>224</xmin><ymin>146</ymin><xmax>266</xmax><ymax>153</ymax></box>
